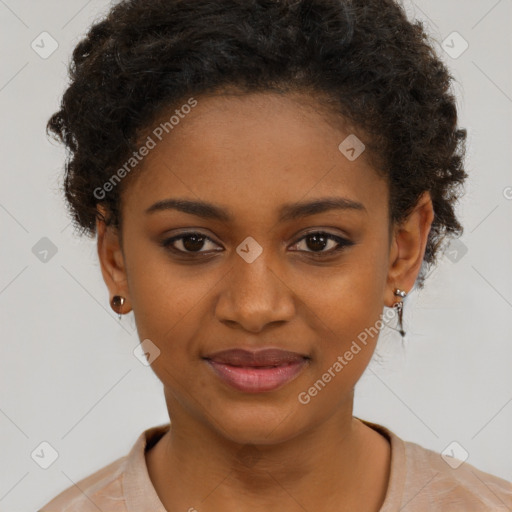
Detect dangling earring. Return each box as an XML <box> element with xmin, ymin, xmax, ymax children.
<box><xmin>111</xmin><ymin>295</ymin><xmax>126</xmax><ymax>320</ymax></box>
<box><xmin>392</xmin><ymin>288</ymin><xmax>407</xmax><ymax>337</ymax></box>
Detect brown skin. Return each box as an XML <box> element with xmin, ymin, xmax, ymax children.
<box><xmin>96</xmin><ymin>92</ymin><xmax>434</xmax><ymax>512</ymax></box>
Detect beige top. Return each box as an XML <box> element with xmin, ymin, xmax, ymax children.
<box><xmin>39</xmin><ymin>419</ymin><xmax>512</xmax><ymax>511</ymax></box>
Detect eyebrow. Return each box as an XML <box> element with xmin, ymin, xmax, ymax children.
<box><xmin>145</xmin><ymin>196</ymin><xmax>366</xmax><ymax>222</ymax></box>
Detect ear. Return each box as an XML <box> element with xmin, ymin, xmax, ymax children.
<box><xmin>385</xmin><ymin>191</ymin><xmax>434</xmax><ymax>306</ymax></box>
<box><xmin>96</xmin><ymin>205</ymin><xmax>131</xmax><ymax>315</ymax></box>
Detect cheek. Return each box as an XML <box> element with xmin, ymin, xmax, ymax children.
<box><xmin>123</xmin><ymin>242</ymin><xmax>205</xmax><ymax>348</ymax></box>
<box><xmin>295</xmin><ymin>247</ymin><xmax>388</xmax><ymax>372</ymax></box>
<box><xmin>295</xmin><ymin>274</ymin><xmax>385</xmax><ymax>413</ymax></box>
<box><xmin>126</xmin><ymin>261</ymin><xmax>210</xmax><ymax>387</ymax></box>
<box><xmin>311</xmin><ymin>285</ymin><xmax>383</xmax><ymax>378</ymax></box>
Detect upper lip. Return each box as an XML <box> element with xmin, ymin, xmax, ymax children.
<box><xmin>203</xmin><ymin>348</ymin><xmax>309</xmax><ymax>367</ymax></box>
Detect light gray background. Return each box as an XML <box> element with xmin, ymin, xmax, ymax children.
<box><xmin>1</xmin><ymin>1</ymin><xmax>511</xmax><ymax>510</ymax></box>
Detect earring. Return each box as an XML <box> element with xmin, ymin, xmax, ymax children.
<box><xmin>111</xmin><ymin>295</ymin><xmax>126</xmax><ymax>320</ymax></box>
<box><xmin>392</xmin><ymin>288</ymin><xmax>407</xmax><ymax>337</ymax></box>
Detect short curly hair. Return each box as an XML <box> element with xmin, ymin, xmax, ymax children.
<box><xmin>46</xmin><ymin>0</ymin><xmax>467</xmax><ymax>289</ymax></box>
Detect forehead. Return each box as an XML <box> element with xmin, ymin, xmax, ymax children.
<box><xmin>121</xmin><ymin>91</ymin><xmax>389</xmax><ymax>224</ymax></box>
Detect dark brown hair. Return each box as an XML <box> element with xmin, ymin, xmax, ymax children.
<box><xmin>46</xmin><ymin>0</ymin><xmax>468</xmax><ymax>289</ymax></box>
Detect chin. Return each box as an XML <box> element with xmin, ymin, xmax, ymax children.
<box><xmin>206</xmin><ymin>401</ymin><xmax>309</xmax><ymax>446</ymax></box>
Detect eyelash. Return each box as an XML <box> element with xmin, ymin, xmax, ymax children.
<box><xmin>160</xmin><ymin>231</ymin><xmax>354</xmax><ymax>258</ymax></box>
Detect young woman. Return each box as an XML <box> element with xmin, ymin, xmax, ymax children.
<box><xmin>40</xmin><ymin>0</ymin><xmax>512</xmax><ymax>510</ymax></box>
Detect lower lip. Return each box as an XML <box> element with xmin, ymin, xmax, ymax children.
<box><xmin>205</xmin><ymin>359</ymin><xmax>309</xmax><ymax>393</ymax></box>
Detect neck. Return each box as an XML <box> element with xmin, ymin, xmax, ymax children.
<box><xmin>145</xmin><ymin>390</ymin><xmax>391</xmax><ymax>512</ymax></box>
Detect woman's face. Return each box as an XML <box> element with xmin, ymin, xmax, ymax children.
<box><xmin>97</xmin><ymin>91</ymin><xmax>432</xmax><ymax>444</ymax></box>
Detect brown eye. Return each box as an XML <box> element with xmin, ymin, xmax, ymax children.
<box><xmin>160</xmin><ymin>230</ymin><xmax>353</xmax><ymax>259</ymax></box>
<box><xmin>290</xmin><ymin>232</ymin><xmax>354</xmax><ymax>255</ymax></box>
<box><xmin>161</xmin><ymin>232</ymin><xmax>222</xmax><ymax>254</ymax></box>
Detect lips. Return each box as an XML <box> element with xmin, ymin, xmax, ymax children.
<box><xmin>203</xmin><ymin>348</ymin><xmax>309</xmax><ymax>367</ymax></box>
<box><xmin>203</xmin><ymin>348</ymin><xmax>310</xmax><ymax>393</ymax></box>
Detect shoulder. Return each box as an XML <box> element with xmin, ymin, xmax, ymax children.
<box><xmin>38</xmin><ymin>455</ymin><xmax>127</xmax><ymax>512</ymax></box>
<box><xmin>37</xmin><ymin>423</ymin><xmax>170</xmax><ymax>512</ymax></box>
<box><xmin>359</xmin><ymin>418</ymin><xmax>512</xmax><ymax>511</ymax></box>
<box><xmin>402</xmin><ymin>437</ymin><xmax>512</xmax><ymax>510</ymax></box>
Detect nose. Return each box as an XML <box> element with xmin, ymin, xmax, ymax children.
<box><xmin>214</xmin><ymin>254</ymin><xmax>295</xmax><ymax>333</ymax></box>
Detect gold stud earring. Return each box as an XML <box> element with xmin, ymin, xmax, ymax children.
<box><xmin>111</xmin><ymin>295</ymin><xmax>126</xmax><ymax>320</ymax></box>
